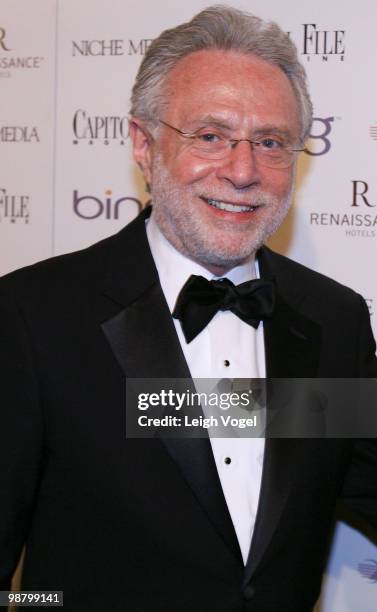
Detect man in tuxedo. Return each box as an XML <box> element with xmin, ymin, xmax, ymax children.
<box><xmin>1</xmin><ymin>5</ymin><xmax>376</xmax><ymax>612</ymax></box>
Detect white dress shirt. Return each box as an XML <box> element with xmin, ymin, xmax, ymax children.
<box><xmin>146</xmin><ymin>215</ymin><xmax>265</xmax><ymax>564</ymax></box>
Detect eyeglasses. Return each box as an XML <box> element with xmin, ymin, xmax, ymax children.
<box><xmin>159</xmin><ymin>119</ymin><xmax>304</xmax><ymax>169</ymax></box>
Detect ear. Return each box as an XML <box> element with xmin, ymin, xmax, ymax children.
<box><xmin>128</xmin><ymin>118</ymin><xmax>153</xmax><ymax>188</ymax></box>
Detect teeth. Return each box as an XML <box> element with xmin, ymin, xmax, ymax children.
<box><xmin>207</xmin><ymin>199</ymin><xmax>253</xmax><ymax>213</ymax></box>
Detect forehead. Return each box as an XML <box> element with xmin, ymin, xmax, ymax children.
<box><xmin>162</xmin><ymin>49</ymin><xmax>300</xmax><ymax>133</ymax></box>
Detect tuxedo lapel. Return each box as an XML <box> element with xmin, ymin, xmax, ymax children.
<box><xmin>100</xmin><ymin>208</ymin><xmax>189</xmax><ymax>379</ymax></box>
<box><xmin>259</xmin><ymin>246</ymin><xmax>322</xmax><ymax>379</ymax></box>
<box><xmin>100</xmin><ymin>208</ymin><xmax>242</xmax><ymax>562</ymax></box>
<box><xmin>243</xmin><ymin>247</ymin><xmax>322</xmax><ymax>584</ymax></box>
<box><xmin>101</xmin><ymin>282</ymin><xmax>190</xmax><ymax>379</ymax></box>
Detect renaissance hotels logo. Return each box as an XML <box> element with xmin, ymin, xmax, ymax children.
<box><xmin>72</xmin><ymin>110</ymin><xmax>128</xmax><ymax>145</ymax></box>
<box><xmin>0</xmin><ymin>188</ymin><xmax>30</xmax><ymax>223</ymax></box>
<box><xmin>0</xmin><ymin>27</ymin><xmax>10</xmax><ymax>51</ymax></box>
<box><xmin>73</xmin><ymin>190</ymin><xmax>142</xmax><ymax>220</ymax></box>
<box><xmin>310</xmin><ymin>181</ymin><xmax>377</xmax><ymax>239</ymax></box>
<box><xmin>0</xmin><ymin>27</ymin><xmax>44</xmax><ymax>78</ymax></box>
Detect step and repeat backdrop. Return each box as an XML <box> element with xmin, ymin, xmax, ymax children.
<box><xmin>1</xmin><ymin>0</ymin><xmax>377</xmax><ymax>609</ymax></box>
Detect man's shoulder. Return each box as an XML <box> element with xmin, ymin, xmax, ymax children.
<box><xmin>0</xmin><ymin>231</ymin><xmax>114</xmax><ymax>300</ymax></box>
<box><xmin>260</xmin><ymin>246</ymin><xmax>363</xmax><ymax>309</ymax></box>
<box><xmin>0</xmin><ymin>211</ymin><xmax>147</xmax><ymax>303</ymax></box>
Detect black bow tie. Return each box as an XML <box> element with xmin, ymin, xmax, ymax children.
<box><xmin>173</xmin><ymin>274</ymin><xmax>275</xmax><ymax>343</ymax></box>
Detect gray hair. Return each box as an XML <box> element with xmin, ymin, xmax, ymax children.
<box><xmin>130</xmin><ymin>5</ymin><xmax>313</xmax><ymax>141</ymax></box>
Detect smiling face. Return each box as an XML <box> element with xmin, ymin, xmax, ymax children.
<box><xmin>130</xmin><ymin>49</ymin><xmax>302</xmax><ymax>274</ymax></box>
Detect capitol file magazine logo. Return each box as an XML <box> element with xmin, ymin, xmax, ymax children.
<box><xmin>0</xmin><ymin>27</ymin><xmax>44</xmax><ymax>78</ymax></box>
<box><xmin>0</xmin><ymin>125</ymin><xmax>39</xmax><ymax>143</ymax></box>
<box><xmin>73</xmin><ymin>189</ymin><xmax>142</xmax><ymax>220</ymax></box>
<box><xmin>287</xmin><ymin>23</ymin><xmax>345</xmax><ymax>62</ymax></box>
<box><xmin>72</xmin><ymin>110</ymin><xmax>127</xmax><ymax>145</ymax></box>
<box><xmin>358</xmin><ymin>559</ymin><xmax>377</xmax><ymax>583</ymax></box>
<box><xmin>0</xmin><ymin>188</ymin><xmax>30</xmax><ymax>223</ymax></box>
<box><xmin>72</xmin><ymin>38</ymin><xmax>152</xmax><ymax>57</ymax></box>
<box><xmin>310</xmin><ymin>180</ymin><xmax>377</xmax><ymax>239</ymax></box>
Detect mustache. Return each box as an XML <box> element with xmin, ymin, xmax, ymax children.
<box><xmin>200</xmin><ymin>192</ymin><xmax>280</xmax><ymax>206</ymax></box>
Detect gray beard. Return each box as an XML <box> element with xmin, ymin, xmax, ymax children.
<box><xmin>150</xmin><ymin>153</ymin><xmax>293</xmax><ymax>271</ymax></box>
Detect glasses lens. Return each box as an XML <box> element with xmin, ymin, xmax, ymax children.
<box><xmin>191</xmin><ymin>134</ymin><xmax>228</xmax><ymax>159</ymax></box>
<box><xmin>257</xmin><ymin>147</ymin><xmax>293</xmax><ymax>168</ymax></box>
<box><xmin>187</xmin><ymin>131</ymin><xmax>299</xmax><ymax>168</ymax></box>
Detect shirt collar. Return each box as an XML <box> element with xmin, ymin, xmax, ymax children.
<box><xmin>146</xmin><ymin>213</ymin><xmax>257</xmax><ymax>313</ymax></box>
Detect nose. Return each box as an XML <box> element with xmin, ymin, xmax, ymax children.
<box><xmin>216</xmin><ymin>140</ymin><xmax>261</xmax><ymax>189</ymax></box>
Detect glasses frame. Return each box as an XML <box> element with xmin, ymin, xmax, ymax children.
<box><xmin>158</xmin><ymin>119</ymin><xmax>304</xmax><ymax>167</ymax></box>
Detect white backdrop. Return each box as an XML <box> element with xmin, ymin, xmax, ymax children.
<box><xmin>1</xmin><ymin>1</ymin><xmax>377</xmax><ymax>609</ymax></box>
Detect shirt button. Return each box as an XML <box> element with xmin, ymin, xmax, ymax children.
<box><xmin>243</xmin><ymin>584</ymin><xmax>255</xmax><ymax>600</ymax></box>
<box><xmin>224</xmin><ymin>457</ymin><xmax>231</xmax><ymax>465</ymax></box>
<box><xmin>224</xmin><ymin>359</ymin><xmax>230</xmax><ymax>367</ymax></box>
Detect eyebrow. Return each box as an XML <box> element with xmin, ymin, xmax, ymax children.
<box><xmin>184</xmin><ymin>115</ymin><xmax>238</xmax><ymax>131</ymax></box>
<box><xmin>184</xmin><ymin>117</ymin><xmax>297</xmax><ymax>140</ymax></box>
<box><xmin>251</xmin><ymin>124</ymin><xmax>294</xmax><ymax>139</ymax></box>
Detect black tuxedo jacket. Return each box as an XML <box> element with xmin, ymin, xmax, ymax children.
<box><xmin>1</xmin><ymin>208</ymin><xmax>377</xmax><ymax>612</ymax></box>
